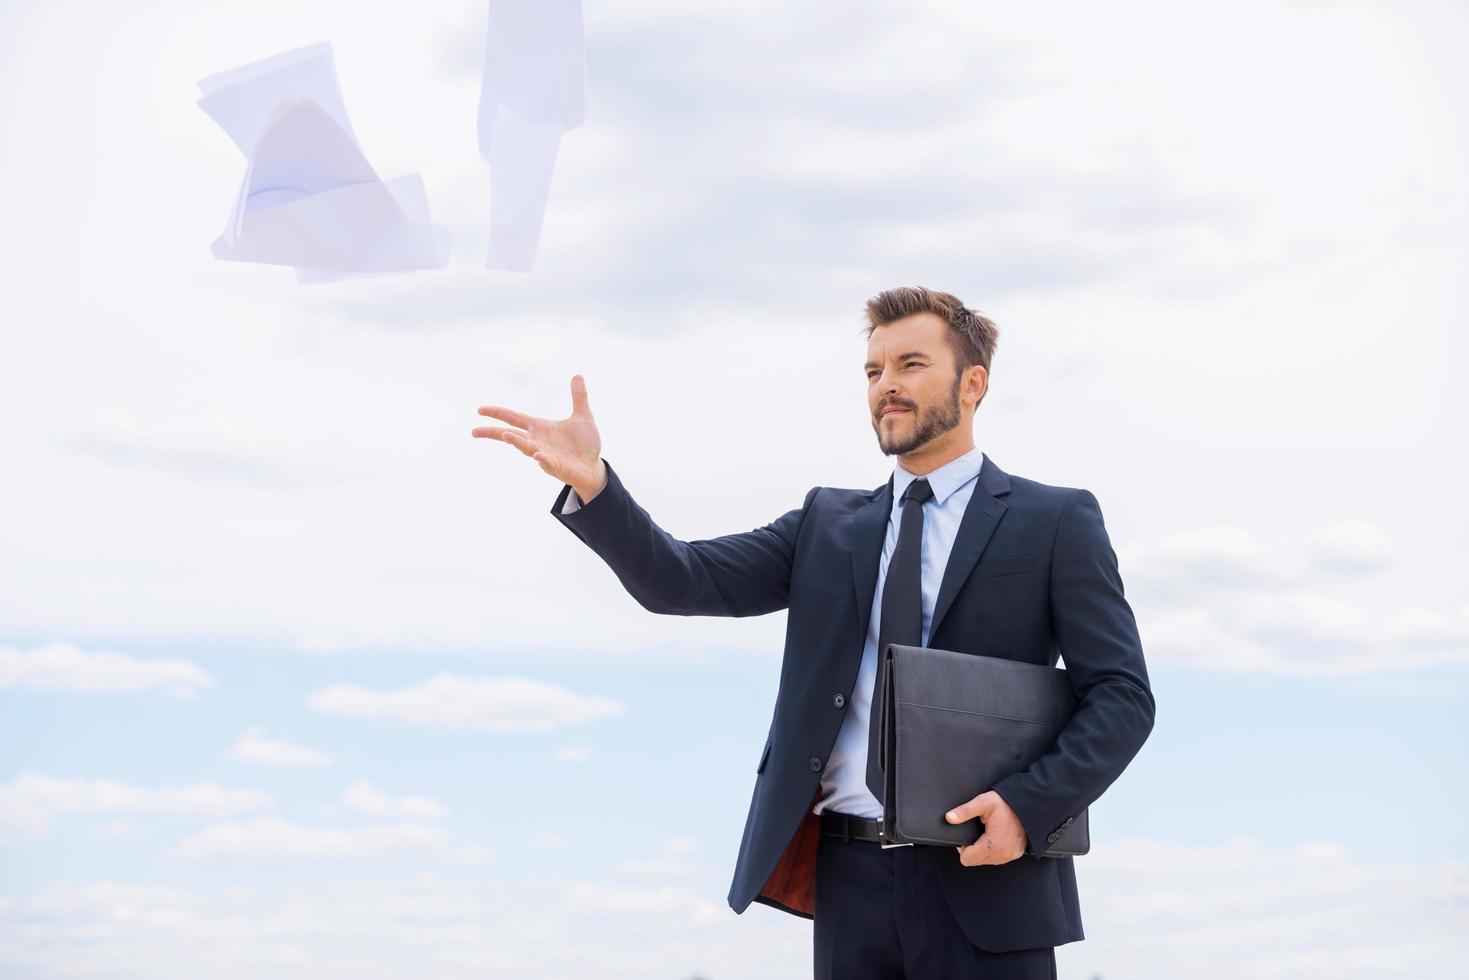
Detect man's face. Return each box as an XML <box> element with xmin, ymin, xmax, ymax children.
<box><xmin>865</xmin><ymin>312</ymin><xmax>974</xmax><ymax>457</ymax></box>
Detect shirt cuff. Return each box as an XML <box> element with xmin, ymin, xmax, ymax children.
<box><xmin>560</xmin><ymin>488</ymin><xmax>584</xmax><ymax>514</ymax></box>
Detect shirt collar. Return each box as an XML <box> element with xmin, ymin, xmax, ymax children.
<box><xmin>892</xmin><ymin>445</ymin><xmax>985</xmax><ymax>509</ymax></box>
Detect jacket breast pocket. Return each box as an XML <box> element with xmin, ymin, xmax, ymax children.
<box><xmin>756</xmin><ymin>736</ymin><xmax>773</xmax><ymax>774</ymax></box>
<box><xmin>973</xmin><ymin>553</ymin><xmax>1035</xmax><ymax>579</ymax></box>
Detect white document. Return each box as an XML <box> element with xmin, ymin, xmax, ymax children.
<box><xmin>476</xmin><ymin>0</ymin><xmax>585</xmax><ymax>272</ymax></box>
<box><xmin>198</xmin><ymin>42</ymin><xmax>449</xmax><ymax>279</ymax></box>
<box><xmin>197</xmin><ymin>41</ymin><xmax>357</xmax><ymax>154</ymax></box>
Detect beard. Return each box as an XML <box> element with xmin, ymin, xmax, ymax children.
<box><xmin>872</xmin><ymin>371</ymin><xmax>963</xmax><ymax>456</ymax></box>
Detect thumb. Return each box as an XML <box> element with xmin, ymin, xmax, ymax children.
<box><xmin>570</xmin><ymin>374</ymin><xmax>592</xmax><ymax>417</ymax></box>
<box><xmin>945</xmin><ymin>792</ymin><xmax>992</xmax><ymax>824</ymax></box>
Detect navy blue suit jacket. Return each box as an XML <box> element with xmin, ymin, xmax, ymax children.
<box><xmin>551</xmin><ymin>452</ymin><xmax>1155</xmax><ymax>952</ymax></box>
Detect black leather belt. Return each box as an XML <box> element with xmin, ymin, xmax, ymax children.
<box><xmin>819</xmin><ymin>809</ymin><xmax>913</xmax><ymax>847</ymax></box>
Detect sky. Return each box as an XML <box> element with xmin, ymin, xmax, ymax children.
<box><xmin>1</xmin><ymin>0</ymin><xmax>1467</xmax><ymax>977</ymax></box>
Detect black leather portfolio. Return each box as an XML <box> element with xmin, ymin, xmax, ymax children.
<box><xmin>875</xmin><ymin>642</ymin><xmax>1090</xmax><ymax>857</ymax></box>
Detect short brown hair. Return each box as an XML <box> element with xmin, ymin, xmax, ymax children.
<box><xmin>862</xmin><ymin>287</ymin><xmax>999</xmax><ymax>402</ymax></box>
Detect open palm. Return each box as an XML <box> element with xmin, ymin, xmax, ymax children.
<box><xmin>472</xmin><ymin>374</ymin><xmax>606</xmax><ymax>497</ymax></box>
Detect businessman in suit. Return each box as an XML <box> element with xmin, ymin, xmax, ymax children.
<box><xmin>473</xmin><ymin>286</ymin><xmax>1156</xmax><ymax>979</ymax></box>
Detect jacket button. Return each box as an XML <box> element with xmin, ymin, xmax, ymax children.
<box><xmin>809</xmin><ymin>757</ymin><xmax>823</xmax><ymax>771</ymax></box>
<box><xmin>833</xmin><ymin>693</ymin><xmax>846</xmax><ymax>708</ymax></box>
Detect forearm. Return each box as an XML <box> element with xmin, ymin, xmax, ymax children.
<box><xmin>551</xmin><ymin>457</ymin><xmax>815</xmax><ymax>618</ymax></box>
<box><xmin>989</xmin><ymin>678</ymin><xmax>1154</xmax><ymax>855</ymax></box>
<box><xmin>989</xmin><ymin>488</ymin><xmax>1157</xmax><ymax>856</ymax></box>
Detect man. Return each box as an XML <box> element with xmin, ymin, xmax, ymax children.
<box><xmin>472</xmin><ymin>286</ymin><xmax>1156</xmax><ymax>979</ymax></box>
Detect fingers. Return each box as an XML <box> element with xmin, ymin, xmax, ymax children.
<box><xmin>569</xmin><ymin>374</ymin><xmax>591</xmax><ymax>418</ymax></box>
<box><xmin>473</xmin><ymin>427</ymin><xmax>541</xmax><ymax>458</ymax></box>
<box><xmin>502</xmin><ymin>431</ymin><xmax>541</xmax><ymax>458</ymax></box>
<box><xmin>957</xmin><ymin>833</ymin><xmax>997</xmax><ymax>867</ymax></box>
<box><xmin>478</xmin><ymin>405</ymin><xmax>538</xmax><ymax>430</ymax></box>
<box><xmin>956</xmin><ymin>822</ymin><xmax>1024</xmax><ymax>867</ymax></box>
<box><xmin>473</xmin><ymin>420</ymin><xmax>557</xmax><ymax>473</ymax></box>
<box><xmin>471</xmin><ymin>425</ymin><xmax>527</xmax><ymax>442</ymax></box>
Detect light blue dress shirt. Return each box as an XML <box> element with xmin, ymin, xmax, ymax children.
<box><xmin>560</xmin><ymin>445</ymin><xmax>987</xmax><ymax>821</ymax></box>
<box><xmin>814</xmin><ymin>445</ymin><xmax>986</xmax><ymax>820</ymax></box>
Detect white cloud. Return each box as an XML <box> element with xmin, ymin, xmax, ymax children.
<box><xmin>2</xmin><ymin>836</ymin><xmax>1462</xmax><ymax>979</ymax></box>
<box><xmin>60</xmin><ymin>413</ymin><xmax>375</xmax><ymax>490</ymax></box>
<box><xmin>1060</xmin><ymin>835</ymin><xmax>1469</xmax><ymax>979</ymax></box>
<box><xmin>0</xmin><ymin>873</ymin><xmax>806</xmax><ymax>979</ymax></box>
<box><xmin>0</xmin><ymin>642</ymin><xmax>213</xmax><ymax>699</ymax></box>
<box><xmin>1125</xmin><ymin>520</ymin><xmax>1406</xmax><ymax>595</ymax></box>
<box><xmin>306</xmin><ymin>672</ymin><xmax>626</xmax><ymax>732</ymax></box>
<box><xmin>338</xmin><ymin>778</ymin><xmax>447</xmax><ymax>819</ymax></box>
<box><xmin>553</xmin><ymin>745</ymin><xmax>591</xmax><ymax>763</ymax></box>
<box><xmin>1122</xmin><ymin>522</ymin><xmax>1469</xmax><ymax>674</ymax></box>
<box><xmin>0</xmin><ymin>0</ymin><xmax>1460</xmax><ymax>668</ymax></box>
<box><xmin>560</xmin><ymin>881</ymin><xmax>725</xmax><ymax>922</ymax></box>
<box><xmin>168</xmin><ymin>815</ymin><xmax>485</xmax><ymax>863</ymax></box>
<box><xmin>228</xmin><ymin>727</ymin><xmax>333</xmax><ymax>769</ymax></box>
<box><xmin>0</xmin><ymin>772</ymin><xmax>273</xmax><ymax>841</ymax></box>
<box><xmin>1302</xmin><ymin>520</ymin><xmax>1397</xmax><ymax>575</ymax></box>
<box><xmin>1126</xmin><ymin>525</ymin><xmax>1286</xmax><ymax>589</ymax></box>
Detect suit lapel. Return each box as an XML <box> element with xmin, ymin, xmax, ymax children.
<box><xmin>849</xmin><ymin>474</ymin><xmax>892</xmax><ymax>644</ymax></box>
<box><xmin>929</xmin><ymin>453</ymin><xmax>1011</xmax><ymax>642</ymax></box>
<box><xmin>848</xmin><ymin>453</ymin><xmax>1012</xmax><ymax>649</ymax></box>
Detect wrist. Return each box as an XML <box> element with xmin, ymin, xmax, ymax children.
<box><xmin>572</xmin><ymin>460</ymin><xmax>607</xmax><ymax>504</ymax></box>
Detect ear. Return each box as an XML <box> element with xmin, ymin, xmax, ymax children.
<box><xmin>963</xmin><ymin>363</ymin><xmax>989</xmax><ymax>409</ymax></box>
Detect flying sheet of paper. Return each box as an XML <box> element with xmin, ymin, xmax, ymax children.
<box><xmin>198</xmin><ymin>41</ymin><xmax>357</xmax><ymax>154</ymax></box>
<box><xmin>476</xmin><ymin>0</ymin><xmax>585</xmax><ymax>272</ymax></box>
<box><xmin>198</xmin><ymin>42</ymin><xmax>449</xmax><ymax>280</ymax></box>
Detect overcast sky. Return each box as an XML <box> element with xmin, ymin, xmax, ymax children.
<box><xmin>2</xmin><ymin>0</ymin><xmax>1466</xmax><ymax>977</ymax></box>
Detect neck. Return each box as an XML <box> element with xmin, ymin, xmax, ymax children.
<box><xmin>898</xmin><ymin>435</ymin><xmax>976</xmax><ymax>478</ymax></box>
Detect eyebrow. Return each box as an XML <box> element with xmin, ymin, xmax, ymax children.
<box><xmin>864</xmin><ymin>351</ymin><xmax>931</xmax><ymax>370</ymax></box>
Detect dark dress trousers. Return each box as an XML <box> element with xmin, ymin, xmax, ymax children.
<box><xmin>550</xmin><ymin>452</ymin><xmax>1156</xmax><ymax>953</ymax></box>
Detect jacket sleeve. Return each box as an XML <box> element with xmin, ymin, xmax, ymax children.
<box><xmin>550</xmin><ymin>457</ymin><xmax>819</xmax><ymax>618</ymax></box>
<box><xmin>987</xmin><ymin>488</ymin><xmax>1156</xmax><ymax>858</ymax></box>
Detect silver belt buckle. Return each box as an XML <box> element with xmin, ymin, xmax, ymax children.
<box><xmin>877</xmin><ymin>817</ymin><xmax>913</xmax><ymax>849</ymax></box>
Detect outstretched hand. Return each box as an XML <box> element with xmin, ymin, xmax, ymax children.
<box><xmin>945</xmin><ymin>790</ymin><xmax>1028</xmax><ymax>866</ymax></box>
<box><xmin>472</xmin><ymin>374</ymin><xmax>607</xmax><ymax>501</ymax></box>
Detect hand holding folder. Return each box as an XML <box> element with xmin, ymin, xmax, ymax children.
<box><xmin>874</xmin><ymin>642</ymin><xmax>1091</xmax><ymax>857</ymax></box>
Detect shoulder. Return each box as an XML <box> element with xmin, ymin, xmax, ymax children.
<box><xmin>982</xmin><ymin>452</ymin><xmax>1094</xmax><ymax>512</ymax></box>
<box><xmin>797</xmin><ymin>481</ymin><xmax>883</xmax><ymax>523</ymax></box>
<box><xmin>988</xmin><ymin>466</ymin><xmax>1109</xmax><ymax>542</ymax></box>
<box><xmin>804</xmin><ymin>483</ymin><xmax>872</xmax><ymax>507</ymax></box>
<box><xmin>1005</xmin><ymin>472</ymin><xmax>1093</xmax><ymax>509</ymax></box>
<box><xmin>993</xmin><ymin>471</ymin><xmax>1113</xmax><ymax>566</ymax></box>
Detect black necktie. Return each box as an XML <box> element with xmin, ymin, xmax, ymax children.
<box><xmin>865</xmin><ymin>477</ymin><xmax>934</xmax><ymax>803</ymax></box>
